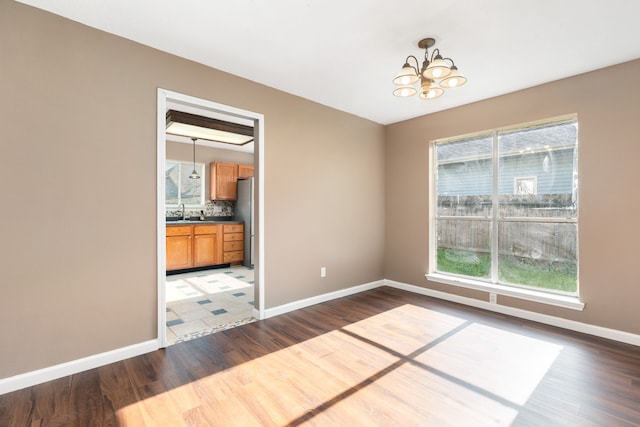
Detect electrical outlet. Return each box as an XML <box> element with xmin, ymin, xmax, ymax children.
<box><xmin>489</xmin><ymin>293</ymin><xmax>497</xmax><ymax>304</ymax></box>
<box><xmin>320</xmin><ymin>267</ymin><xmax>326</xmax><ymax>278</ymax></box>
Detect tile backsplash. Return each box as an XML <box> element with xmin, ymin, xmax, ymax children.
<box><xmin>166</xmin><ymin>200</ymin><xmax>234</xmax><ymax>219</ymax></box>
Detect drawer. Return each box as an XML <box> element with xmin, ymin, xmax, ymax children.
<box><xmin>166</xmin><ymin>225</ymin><xmax>192</xmax><ymax>236</ymax></box>
<box><xmin>194</xmin><ymin>225</ymin><xmax>218</xmax><ymax>235</ymax></box>
<box><xmin>224</xmin><ymin>241</ymin><xmax>243</xmax><ymax>252</ymax></box>
<box><xmin>223</xmin><ymin>223</ymin><xmax>244</xmax><ymax>233</ymax></box>
<box><xmin>224</xmin><ymin>232</ymin><xmax>243</xmax><ymax>242</ymax></box>
<box><xmin>223</xmin><ymin>250</ymin><xmax>243</xmax><ymax>263</ymax></box>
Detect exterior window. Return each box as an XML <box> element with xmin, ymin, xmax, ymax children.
<box><xmin>514</xmin><ymin>177</ymin><xmax>537</xmax><ymax>195</ymax></box>
<box><xmin>165</xmin><ymin>160</ymin><xmax>205</xmax><ymax>206</ymax></box>
<box><xmin>432</xmin><ymin>117</ymin><xmax>578</xmax><ymax>295</ymax></box>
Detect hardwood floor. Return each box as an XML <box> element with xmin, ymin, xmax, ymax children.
<box><xmin>2</xmin><ymin>286</ymin><xmax>640</xmax><ymax>426</ymax></box>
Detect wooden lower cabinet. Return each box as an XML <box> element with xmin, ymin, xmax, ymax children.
<box><xmin>193</xmin><ymin>225</ymin><xmax>222</xmax><ymax>267</ymax></box>
<box><xmin>166</xmin><ymin>226</ymin><xmax>193</xmax><ymax>271</ymax></box>
<box><xmin>166</xmin><ymin>223</ymin><xmax>243</xmax><ymax>271</ymax></box>
<box><xmin>222</xmin><ymin>223</ymin><xmax>244</xmax><ymax>264</ymax></box>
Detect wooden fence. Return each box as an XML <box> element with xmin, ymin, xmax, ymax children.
<box><xmin>437</xmin><ymin>194</ymin><xmax>577</xmax><ymax>262</ymax></box>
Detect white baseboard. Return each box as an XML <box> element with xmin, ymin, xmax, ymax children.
<box><xmin>0</xmin><ymin>280</ymin><xmax>383</xmax><ymax>396</ymax></box>
<box><xmin>4</xmin><ymin>278</ymin><xmax>638</xmax><ymax>396</ymax></box>
<box><xmin>263</xmin><ymin>280</ymin><xmax>385</xmax><ymax>319</ymax></box>
<box><xmin>384</xmin><ymin>279</ymin><xmax>640</xmax><ymax>347</ymax></box>
<box><xmin>0</xmin><ymin>339</ymin><xmax>159</xmax><ymax>396</ymax></box>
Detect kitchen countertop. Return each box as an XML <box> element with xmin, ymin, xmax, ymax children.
<box><xmin>166</xmin><ymin>219</ymin><xmax>242</xmax><ymax>225</ymax></box>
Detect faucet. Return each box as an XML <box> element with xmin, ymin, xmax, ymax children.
<box><xmin>180</xmin><ymin>203</ymin><xmax>186</xmax><ymax>220</ymax></box>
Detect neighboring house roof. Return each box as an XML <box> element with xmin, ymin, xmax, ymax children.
<box><xmin>437</xmin><ymin>120</ymin><xmax>577</xmax><ymax>164</ymax></box>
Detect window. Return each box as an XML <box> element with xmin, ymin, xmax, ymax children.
<box><xmin>514</xmin><ymin>177</ymin><xmax>537</xmax><ymax>195</ymax></box>
<box><xmin>165</xmin><ymin>160</ymin><xmax>205</xmax><ymax>206</ymax></box>
<box><xmin>431</xmin><ymin>117</ymin><xmax>578</xmax><ymax>296</ymax></box>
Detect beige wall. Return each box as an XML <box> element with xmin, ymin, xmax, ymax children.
<box><xmin>166</xmin><ymin>141</ymin><xmax>254</xmax><ymax>202</ymax></box>
<box><xmin>385</xmin><ymin>59</ymin><xmax>640</xmax><ymax>335</ymax></box>
<box><xmin>0</xmin><ymin>1</ymin><xmax>385</xmax><ymax>378</ymax></box>
<box><xmin>4</xmin><ymin>0</ymin><xmax>637</xmax><ymax>383</ymax></box>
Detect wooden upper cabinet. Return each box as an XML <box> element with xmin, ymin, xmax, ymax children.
<box><xmin>238</xmin><ymin>164</ymin><xmax>254</xmax><ymax>179</ymax></box>
<box><xmin>210</xmin><ymin>162</ymin><xmax>238</xmax><ymax>200</ymax></box>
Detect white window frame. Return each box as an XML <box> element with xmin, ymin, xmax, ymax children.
<box><xmin>165</xmin><ymin>159</ymin><xmax>206</xmax><ymax>208</ymax></box>
<box><xmin>426</xmin><ymin>115</ymin><xmax>584</xmax><ymax>311</ymax></box>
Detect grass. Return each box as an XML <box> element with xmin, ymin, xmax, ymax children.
<box><xmin>437</xmin><ymin>248</ymin><xmax>577</xmax><ymax>293</ymax></box>
<box><xmin>437</xmin><ymin>248</ymin><xmax>491</xmax><ymax>278</ymax></box>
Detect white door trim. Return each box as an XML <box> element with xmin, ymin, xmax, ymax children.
<box><xmin>157</xmin><ymin>89</ymin><xmax>265</xmax><ymax>347</ymax></box>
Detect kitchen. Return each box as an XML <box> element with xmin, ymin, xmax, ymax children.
<box><xmin>164</xmin><ymin>106</ymin><xmax>257</xmax><ymax>345</ymax></box>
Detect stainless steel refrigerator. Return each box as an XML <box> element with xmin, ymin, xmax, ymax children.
<box><xmin>235</xmin><ymin>177</ymin><xmax>254</xmax><ymax>267</ymax></box>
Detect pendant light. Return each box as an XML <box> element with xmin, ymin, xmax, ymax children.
<box><xmin>189</xmin><ymin>137</ymin><xmax>200</xmax><ymax>180</ymax></box>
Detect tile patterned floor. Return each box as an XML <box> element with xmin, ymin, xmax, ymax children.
<box><xmin>165</xmin><ymin>266</ymin><xmax>255</xmax><ymax>345</ymax></box>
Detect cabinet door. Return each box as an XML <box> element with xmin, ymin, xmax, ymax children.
<box><xmin>193</xmin><ymin>233</ymin><xmax>218</xmax><ymax>267</ymax></box>
<box><xmin>166</xmin><ymin>235</ymin><xmax>192</xmax><ymax>271</ymax></box>
<box><xmin>210</xmin><ymin>162</ymin><xmax>238</xmax><ymax>200</ymax></box>
<box><xmin>238</xmin><ymin>164</ymin><xmax>254</xmax><ymax>179</ymax></box>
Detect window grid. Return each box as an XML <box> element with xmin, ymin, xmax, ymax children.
<box><xmin>432</xmin><ymin>117</ymin><xmax>578</xmax><ymax>296</ymax></box>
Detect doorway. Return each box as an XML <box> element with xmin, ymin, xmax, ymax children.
<box><xmin>157</xmin><ymin>89</ymin><xmax>265</xmax><ymax>347</ymax></box>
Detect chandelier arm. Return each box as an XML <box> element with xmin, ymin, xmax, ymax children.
<box><xmin>404</xmin><ymin>55</ymin><xmax>421</xmax><ymax>75</ymax></box>
<box><xmin>440</xmin><ymin>57</ymin><xmax>456</xmax><ymax>67</ymax></box>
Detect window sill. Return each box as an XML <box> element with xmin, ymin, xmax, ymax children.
<box><xmin>425</xmin><ymin>273</ymin><xmax>585</xmax><ymax>311</ymax></box>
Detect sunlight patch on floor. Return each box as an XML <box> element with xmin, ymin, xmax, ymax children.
<box><xmin>417</xmin><ymin>322</ymin><xmax>562</xmax><ymax>406</ymax></box>
<box><xmin>117</xmin><ymin>303</ymin><xmax>562</xmax><ymax>425</ymax></box>
<box><xmin>166</xmin><ymin>273</ymin><xmax>251</xmax><ymax>303</ymax></box>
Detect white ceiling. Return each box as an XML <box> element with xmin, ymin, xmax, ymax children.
<box><xmin>17</xmin><ymin>0</ymin><xmax>640</xmax><ymax>125</ymax></box>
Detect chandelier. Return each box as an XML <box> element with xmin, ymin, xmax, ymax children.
<box><xmin>392</xmin><ymin>37</ymin><xmax>467</xmax><ymax>100</ymax></box>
